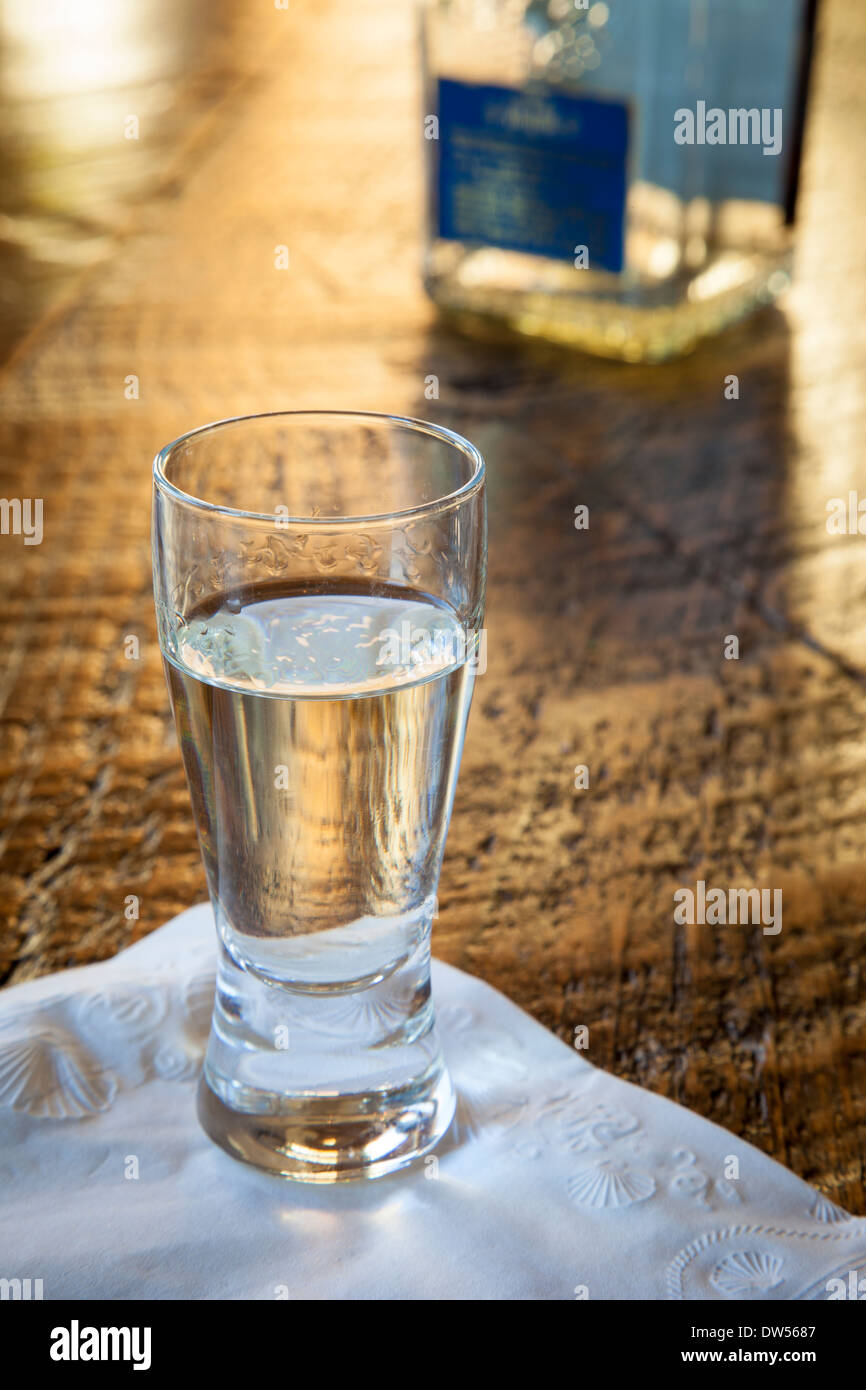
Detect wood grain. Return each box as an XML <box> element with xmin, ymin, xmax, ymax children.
<box><xmin>0</xmin><ymin>0</ymin><xmax>864</xmax><ymax>1212</ymax></box>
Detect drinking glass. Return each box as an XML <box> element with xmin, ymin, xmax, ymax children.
<box><xmin>152</xmin><ymin>411</ymin><xmax>486</xmax><ymax>1181</ymax></box>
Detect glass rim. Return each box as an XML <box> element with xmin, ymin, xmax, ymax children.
<box><xmin>152</xmin><ymin>410</ymin><xmax>486</xmax><ymax>526</ymax></box>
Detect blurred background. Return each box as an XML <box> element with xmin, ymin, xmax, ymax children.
<box><xmin>0</xmin><ymin>0</ymin><xmax>240</xmax><ymax>357</ymax></box>
<box><xmin>1</xmin><ymin>0</ymin><xmax>865</xmax><ymax>1212</ymax></box>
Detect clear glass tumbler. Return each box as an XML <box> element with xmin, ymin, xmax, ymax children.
<box><xmin>152</xmin><ymin>412</ymin><xmax>486</xmax><ymax>1181</ymax></box>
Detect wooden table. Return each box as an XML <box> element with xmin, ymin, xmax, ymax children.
<box><xmin>1</xmin><ymin>0</ymin><xmax>864</xmax><ymax>1213</ymax></box>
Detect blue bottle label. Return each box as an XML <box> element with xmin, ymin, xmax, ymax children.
<box><xmin>436</xmin><ymin>78</ymin><xmax>629</xmax><ymax>274</ymax></box>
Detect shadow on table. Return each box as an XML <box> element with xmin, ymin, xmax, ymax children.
<box><xmin>407</xmin><ymin>303</ymin><xmax>796</xmax><ymax>691</ymax></box>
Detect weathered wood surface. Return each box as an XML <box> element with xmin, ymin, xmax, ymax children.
<box><xmin>1</xmin><ymin>0</ymin><xmax>864</xmax><ymax>1212</ymax></box>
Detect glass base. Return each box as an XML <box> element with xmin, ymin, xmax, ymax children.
<box><xmin>197</xmin><ymin>933</ymin><xmax>455</xmax><ymax>1182</ymax></box>
<box><xmin>197</xmin><ymin>1063</ymin><xmax>455</xmax><ymax>1183</ymax></box>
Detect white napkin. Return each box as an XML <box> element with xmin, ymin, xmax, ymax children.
<box><xmin>1</xmin><ymin>904</ymin><xmax>864</xmax><ymax>1301</ymax></box>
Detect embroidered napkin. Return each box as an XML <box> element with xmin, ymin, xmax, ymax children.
<box><xmin>1</xmin><ymin>904</ymin><xmax>864</xmax><ymax>1300</ymax></box>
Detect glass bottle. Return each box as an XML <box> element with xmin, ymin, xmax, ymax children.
<box><xmin>420</xmin><ymin>0</ymin><xmax>819</xmax><ymax>361</ymax></box>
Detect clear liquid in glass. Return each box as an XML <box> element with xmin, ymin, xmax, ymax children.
<box><xmin>163</xmin><ymin>580</ymin><xmax>473</xmax><ymax>1178</ymax></box>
